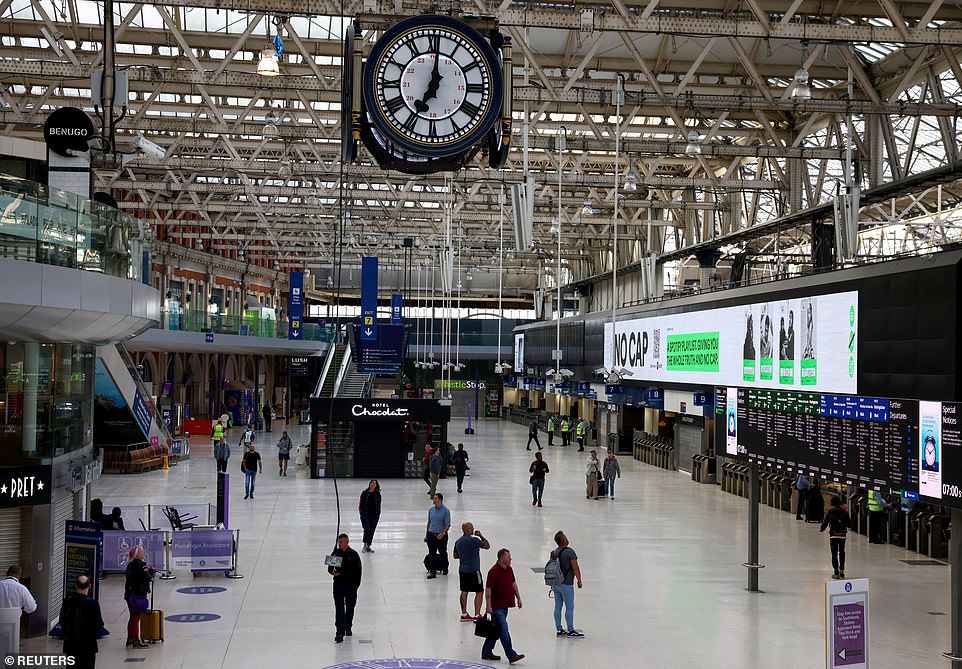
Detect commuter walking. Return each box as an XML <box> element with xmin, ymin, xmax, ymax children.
<box><xmin>560</xmin><ymin>418</ymin><xmax>570</xmax><ymax>446</ymax></box>
<box><xmin>262</xmin><ymin>401</ymin><xmax>273</xmax><ymax>432</ymax></box>
<box><xmin>422</xmin><ymin>442</ymin><xmax>433</xmax><ymax>492</ymax></box>
<box><xmin>482</xmin><ymin>548</ymin><xmax>524</xmax><ymax>664</ymax></box>
<box><xmin>795</xmin><ymin>472</ymin><xmax>810</xmax><ymax>520</ymax></box>
<box><xmin>276</xmin><ymin>430</ymin><xmax>293</xmax><ymax>476</ymax></box>
<box><xmin>0</xmin><ymin>565</ymin><xmax>37</xmax><ymax>614</ymax></box>
<box><xmin>528</xmin><ymin>452</ymin><xmax>549</xmax><ymax>507</ymax></box>
<box><xmin>820</xmin><ymin>495</ymin><xmax>852</xmax><ymax>579</ymax></box>
<box><xmin>526</xmin><ymin>418</ymin><xmax>541</xmax><ymax>451</ymax></box>
<box><xmin>123</xmin><ymin>546</ymin><xmax>155</xmax><ymax>648</ymax></box>
<box><xmin>452</xmin><ymin>444</ymin><xmax>470</xmax><ymax>493</ymax></box>
<box><xmin>549</xmin><ymin>531</ymin><xmax>583</xmax><ymax>637</ymax></box>
<box><xmin>546</xmin><ymin>415</ymin><xmax>555</xmax><ymax>446</ymax></box>
<box><xmin>867</xmin><ymin>489</ymin><xmax>890</xmax><ymax>544</ymax></box>
<box><xmin>239</xmin><ymin>423</ymin><xmax>256</xmax><ymax>449</ymax></box>
<box><xmin>454</xmin><ymin>522</ymin><xmax>490</xmax><ymax>620</ymax></box>
<box><xmin>602</xmin><ymin>450</ymin><xmax>621</xmax><ymax>499</ymax></box>
<box><xmin>428</xmin><ymin>447</ymin><xmax>443</xmax><ymax>497</ymax></box>
<box><xmin>241</xmin><ymin>442</ymin><xmax>262</xmax><ymax>499</ymax></box>
<box><xmin>425</xmin><ymin>493</ymin><xmax>451</xmax><ymax>579</ymax></box>
<box><xmin>211</xmin><ymin>419</ymin><xmax>227</xmax><ymax>472</ymax></box>
<box><xmin>585</xmin><ymin>450</ymin><xmax>601</xmax><ymax>499</ymax></box>
<box><xmin>60</xmin><ymin>575</ymin><xmax>104</xmax><ymax>669</ymax></box>
<box><xmin>358</xmin><ymin>479</ymin><xmax>381</xmax><ymax>553</ymax></box>
<box><xmin>328</xmin><ymin>533</ymin><xmax>362</xmax><ymax>643</ymax></box>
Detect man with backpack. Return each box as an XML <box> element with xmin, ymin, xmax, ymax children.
<box><xmin>820</xmin><ymin>495</ymin><xmax>852</xmax><ymax>579</ymax></box>
<box><xmin>545</xmin><ymin>531</ymin><xmax>583</xmax><ymax>638</ymax></box>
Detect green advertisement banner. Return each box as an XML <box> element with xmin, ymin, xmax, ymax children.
<box><xmin>666</xmin><ymin>332</ymin><xmax>720</xmax><ymax>372</ymax></box>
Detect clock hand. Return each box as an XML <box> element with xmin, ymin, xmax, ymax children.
<box><xmin>414</xmin><ymin>53</ymin><xmax>444</xmax><ymax>112</ymax></box>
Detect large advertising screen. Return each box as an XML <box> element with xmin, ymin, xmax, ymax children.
<box><xmin>514</xmin><ymin>334</ymin><xmax>525</xmax><ymax>373</ymax></box>
<box><xmin>604</xmin><ymin>291</ymin><xmax>858</xmax><ymax>394</ymax></box>
<box><xmin>715</xmin><ymin>387</ymin><xmax>962</xmax><ymax>510</ymax></box>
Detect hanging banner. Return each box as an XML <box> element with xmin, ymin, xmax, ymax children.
<box><xmin>360</xmin><ymin>256</ymin><xmax>378</xmax><ymax>341</ymax></box>
<box><xmin>391</xmin><ymin>293</ymin><xmax>403</xmax><ymax>325</ymax></box>
<box><xmin>171</xmin><ymin>529</ymin><xmax>233</xmax><ymax>571</ymax></box>
<box><xmin>356</xmin><ymin>324</ymin><xmax>405</xmax><ymax>374</ymax></box>
<box><xmin>288</xmin><ymin>271</ymin><xmax>304</xmax><ymax>340</ymax></box>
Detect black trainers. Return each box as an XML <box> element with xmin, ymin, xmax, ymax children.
<box><xmin>335</xmin><ymin>635</ymin><xmax>343</xmax><ymax>643</ymax></box>
<box><xmin>556</xmin><ymin>629</ymin><xmax>566</xmax><ymax>637</ymax></box>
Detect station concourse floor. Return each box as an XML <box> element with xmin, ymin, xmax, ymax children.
<box><xmin>24</xmin><ymin>419</ymin><xmax>948</xmax><ymax>669</ymax></box>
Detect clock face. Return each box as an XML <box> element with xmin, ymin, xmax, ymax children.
<box><xmin>364</xmin><ymin>15</ymin><xmax>502</xmax><ymax>157</ymax></box>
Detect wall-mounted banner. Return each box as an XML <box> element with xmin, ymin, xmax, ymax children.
<box><xmin>391</xmin><ymin>293</ymin><xmax>403</xmax><ymax>325</ymax></box>
<box><xmin>0</xmin><ymin>465</ymin><xmax>51</xmax><ymax>508</ymax></box>
<box><xmin>288</xmin><ymin>271</ymin><xmax>304</xmax><ymax>340</ymax></box>
<box><xmin>604</xmin><ymin>291</ymin><xmax>857</xmax><ymax>394</ymax></box>
<box><xmin>171</xmin><ymin>529</ymin><xmax>233</xmax><ymax>571</ymax></box>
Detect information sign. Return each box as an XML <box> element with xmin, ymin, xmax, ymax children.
<box><xmin>825</xmin><ymin>578</ymin><xmax>869</xmax><ymax>669</ymax></box>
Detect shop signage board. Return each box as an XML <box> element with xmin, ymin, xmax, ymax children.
<box><xmin>44</xmin><ymin>107</ymin><xmax>95</xmax><ymax>156</ymax></box>
<box><xmin>291</xmin><ymin>356</ymin><xmax>309</xmax><ymax>377</ymax></box>
<box><xmin>825</xmin><ymin>578</ymin><xmax>869</xmax><ymax>669</ymax></box>
<box><xmin>604</xmin><ymin>291</ymin><xmax>858</xmax><ymax>393</ymax></box>
<box><xmin>0</xmin><ymin>465</ymin><xmax>51</xmax><ymax>508</ymax></box>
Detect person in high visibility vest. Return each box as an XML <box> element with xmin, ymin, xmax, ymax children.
<box><xmin>547</xmin><ymin>416</ymin><xmax>556</xmax><ymax>446</ymax></box>
<box><xmin>576</xmin><ymin>420</ymin><xmax>586</xmax><ymax>452</ymax></box>
<box><xmin>867</xmin><ymin>490</ymin><xmax>890</xmax><ymax>544</ymax></box>
<box><xmin>211</xmin><ymin>419</ymin><xmax>229</xmax><ymax>472</ymax></box>
<box><xmin>560</xmin><ymin>419</ymin><xmax>571</xmax><ymax>446</ymax></box>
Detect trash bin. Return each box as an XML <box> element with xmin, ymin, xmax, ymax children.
<box><xmin>299</xmin><ymin>409</ymin><xmax>311</xmax><ymax>424</ymax></box>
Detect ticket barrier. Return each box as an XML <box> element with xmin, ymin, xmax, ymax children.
<box><xmin>691</xmin><ymin>454</ymin><xmax>716</xmax><ymax>484</ymax></box>
<box><xmin>888</xmin><ymin>506</ymin><xmax>905</xmax><ymax>547</ymax></box>
<box><xmin>721</xmin><ymin>462</ymin><xmax>736</xmax><ymax>493</ymax></box>
<box><xmin>735</xmin><ymin>465</ymin><xmax>750</xmax><ymax>498</ymax></box>
<box><xmin>850</xmin><ymin>493</ymin><xmax>868</xmax><ymax>535</ymax></box>
<box><xmin>653</xmin><ymin>443</ymin><xmax>675</xmax><ymax>470</ymax></box>
<box><xmin>920</xmin><ymin>513</ymin><xmax>949</xmax><ymax>559</ymax></box>
<box><xmin>773</xmin><ymin>476</ymin><xmax>792</xmax><ymax>512</ymax></box>
<box><xmin>906</xmin><ymin>508</ymin><xmax>924</xmax><ymax>553</ymax></box>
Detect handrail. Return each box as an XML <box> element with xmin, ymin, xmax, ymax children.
<box><xmin>332</xmin><ymin>340</ymin><xmax>353</xmax><ymax>397</ymax></box>
<box><xmin>314</xmin><ymin>343</ymin><xmax>338</xmax><ymax>398</ymax></box>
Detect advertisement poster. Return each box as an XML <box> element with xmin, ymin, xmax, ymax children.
<box><xmin>514</xmin><ymin>334</ymin><xmax>525</xmax><ymax>374</ymax></box>
<box><xmin>101</xmin><ymin>530</ymin><xmax>165</xmax><ymax>572</ymax></box>
<box><xmin>919</xmin><ymin>401</ymin><xmax>942</xmax><ymax>498</ymax></box>
<box><xmin>604</xmin><ymin>291</ymin><xmax>857</xmax><ymax>394</ymax></box>
<box><xmin>64</xmin><ymin>520</ymin><xmax>102</xmax><ymax>600</ymax></box>
<box><xmin>171</xmin><ymin>529</ymin><xmax>233</xmax><ymax>571</ymax></box>
<box><xmin>94</xmin><ymin>358</ymin><xmax>143</xmax><ymax>446</ymax></box>
<box><xmin>725</xmin><ymin>387</ymin><xmax>739</xmax><ymax>456</ymax></box>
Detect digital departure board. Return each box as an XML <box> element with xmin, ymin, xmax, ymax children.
<box><xmin>715</xmin><ymin>387</ymin><xmax>920</xmax><ymax>497</ymax></box>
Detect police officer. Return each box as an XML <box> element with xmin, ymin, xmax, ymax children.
<box><xmin>211</xmin><ymin>419</ymin><xmax>228</xmax><ymax>472</ymax></box>
<box><xmin>576</xmin><ymin>419</ymin><xmax>586</xmax><ymax>451</ymax></box>
<box><xmin>547</xmin><ymin>415</ymin><xmax>555</xmax><ymax>446</ymax></box>
<box><xmin>560</xmin><ymin>418</ymin><xmax>571</xmax><ymax>447</ymax></box>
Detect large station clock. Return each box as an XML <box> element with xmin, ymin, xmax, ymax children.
<box><xmin>362</xmin><ymin>14</ymin><xmax>503</xmax><ymax>158</ymax></box>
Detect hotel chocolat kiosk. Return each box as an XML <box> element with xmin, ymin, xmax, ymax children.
<box><xmin>310</xmin><ymin>398</ymin><xmax>451</xmax><ymax>478</ymax></box>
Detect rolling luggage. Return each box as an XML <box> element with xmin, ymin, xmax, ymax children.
<box><xmin>423</xmin><ymin>552</ymin><xmax>449</xmax><ymax>574</ymax></box>
<box><xmin>141</xmin><ymin>588</ymin><xmax>164</xmax><ymax>643</ymax></box>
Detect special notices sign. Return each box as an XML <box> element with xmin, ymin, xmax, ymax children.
<box><xmin>604</xmin><ymin>290</ymin><xmax>857</xmax><ymax>394</ymax></box>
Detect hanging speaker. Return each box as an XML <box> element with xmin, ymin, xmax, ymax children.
<box><xmin>511</xmin><ymin>176</ymin><xmax>535</xmax><ymax>250</ymax></box>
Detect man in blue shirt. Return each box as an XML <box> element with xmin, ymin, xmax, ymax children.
<box><xmin>425</xmin><ymin>493</ymin><xmax>451</xmax><ymax>579</ymax></box>
<box><xmin>454</xmin><ymin>522</ymin><xmax>490</xmax><ymax>620</ymax></box>
<box><xmin>795</xmin><ymin>472</ymin><xmax>810</xmax><ymax>520</ymax></box>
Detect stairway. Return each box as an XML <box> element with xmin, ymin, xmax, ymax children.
<box><xmin>338</xmin><ymin>365</ymin><xmax>372</xmax><ymax>398</ymax></box>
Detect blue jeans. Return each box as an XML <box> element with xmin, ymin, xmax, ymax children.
<box><xmin>531</xmin><ymin>478</ymin><xmax>545</xmax><ymax>502</ymax></box>
<box><xmin>553</xmin><ymin>584</ymin><xmax>575</xmax><ymax>632</ymax></box>
<box><xmin>482</xmin><ymin>608</ymin><xmax>516</xmax><ymax>659</ymax></box>
<box><xmin>245</xmin><ymin>470</ymin><xmax>257</xmax><ymax>496</ymax></box>
<box><xmin>605</xmin><ymin>477</ymin><xmax>615</xmax><ymax>497</ymax></box>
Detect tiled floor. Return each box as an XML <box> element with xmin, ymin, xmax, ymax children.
<box><xmin>24</xmin><ymin>419</ymin><xmax>949</xmax><ymax>668</ymax></box>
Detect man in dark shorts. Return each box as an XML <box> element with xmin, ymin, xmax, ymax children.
<box><xmin>454</xmin><ymin>522</ymin><xmax>490</xmax><ymax>620</ymax></box>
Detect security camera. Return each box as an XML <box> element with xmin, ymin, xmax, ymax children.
<box><xmin>132</xmin><ymin>132</ymin><xmax>166</xmax><ymax>161</ymax></box>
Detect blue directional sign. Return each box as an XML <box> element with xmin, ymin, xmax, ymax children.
<box><xmin>356</xmin><ymin>324</ymin><xmax>405</xmax><ymax>374</ymax></box>
<box><xmin>391</xmin><ymin>293</ymin><xmax>403</xmax><ymax>325</ymax></box>
<box><xmin>288</xmin><ymin>271</ymin><xmax>304</xmax><ymax>340</ymax></box>
<box><xmin>360</xmin><ymin>256</ymin><xmax>378</xmax><ymax>341</ymax></box>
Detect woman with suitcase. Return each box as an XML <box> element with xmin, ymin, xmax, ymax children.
<box><xmin>124</xmin><ymin>545</ymin><xmax>155</xmax><ymax>648</ymax></box>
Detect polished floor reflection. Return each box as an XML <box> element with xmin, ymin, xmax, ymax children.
<box><xmin>24</xmin><ymin>419</ymin><xmax>949</xmax><ymax>668</ymax></box>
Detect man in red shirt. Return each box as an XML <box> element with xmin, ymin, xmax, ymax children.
<box><xmin>482</xmin><ymin>548</ymin><xmax>525</xmax><ymax>664</ymax></box>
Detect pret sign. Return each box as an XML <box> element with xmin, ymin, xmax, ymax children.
<box><xmin>0</xmin><ymin>465</ymin><xmax>52</xmax><ymax>508</ymax></box>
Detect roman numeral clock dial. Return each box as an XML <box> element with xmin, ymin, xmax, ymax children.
<box><xmin>361</xmin><ymin>14</ymin><xmax>504</xmax><ymax>161</ymax></box>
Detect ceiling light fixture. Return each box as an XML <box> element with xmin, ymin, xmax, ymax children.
<box><xmin>623</xmin><ymin>171</ymin><xmax>638</xmax><ymax>191</ymax></box>
<box><xmin>256</xmin><ymin>18</ymin><xmax>284</xmax><ymax>77</ymax></box>
<box><xmin>685</xmin><ymin>129</ymin><xmax>702</xmax><ymax>155</ymax></box>
<box><xmin>582</xmin><ymin>196</ymin><xmax>595</xmax><ymax>216</ymax></box>
<box><xmin>278</xmin><ymin>155</ymin><xmax>293</xmax><ymax>178</ymax></box>
<box><xmin>790</xmin><ymin>67</ymin><xmax>812</xmax><ymax>101</ymax></box>
<box><xmin>263</xmin><ymin>108</ymin><xmax>279</xmax><ymax>137</ymax></box>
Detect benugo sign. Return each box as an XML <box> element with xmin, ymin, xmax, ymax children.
<box><xmin>603</xmin><ymin>291</ymin><xmax>858</xmax><ymax>394</ymax></box>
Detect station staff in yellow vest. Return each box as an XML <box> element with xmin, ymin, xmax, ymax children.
<box><xmin>867</xmin><ymin>490</ymin><xmax>890</xmax><ymax>544</ymax></box>
<box><xmin>547</xmin><ymin>416</ymin><xmax>556</xmax><ymax>446</ymax></box>
<box><xmin>576</xmin><ymin>420</ymin><xmax>587</xmax><ymax>451</ymax></box>
<box><xmin>560</xmin><ymin>419</ymin><xmax>571</xmax><ymax>446</ymax></box>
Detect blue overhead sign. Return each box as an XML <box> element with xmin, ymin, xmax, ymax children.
<box><xmin>288</xmin><ymin>271</ymin><xmax>304</xmax><ymax>340</ymax></box>
<box><xmin>391</xmin><ymin>293</ymin><xmax>403</xmax><ymax>325</ymax></box>
<box><xmin>360</xmin><ymin>256</ymin><xmax>378</xmax><ymax>341</ymax></box>
<box><xmin>356</xmin><ymin>324</ymin><xmax>405</xmax><ymax>374</ymax></box>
